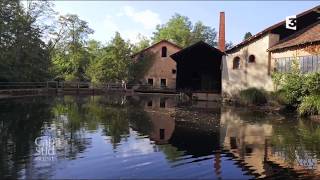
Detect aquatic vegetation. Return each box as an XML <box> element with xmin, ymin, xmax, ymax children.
<box><xmin>239</xmin><ymin>87</ymin><xmax>267</xmax><ymax>105</ymax></box>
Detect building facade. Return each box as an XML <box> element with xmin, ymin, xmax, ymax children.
<box><xmin>132</xmin><ymin>40</ymin><xmax>182</xmax><ymax>90</ymax></box>
<box><xmin>222</xmin><ymin>5</ymin><xmax>320</xmax><ymax>97</ymax></box>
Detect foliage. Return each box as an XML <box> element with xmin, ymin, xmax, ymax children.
<box><xmin>298</xmin><ymin>95</ymin><xmax>320</xmax><ymax>116</ymax></box>
<box><xmin>243</xmin><ymin>32</ymin><xmax>252</xmax><ymax>40</ymax></box>
<box><xmin>50</xmin><ymin>14</ymin><xmax>94</xmax><ymax>81</ymax></box>
<box><xmin>132</xmin><ymin>34</ymin><xmax>151</xmax><ymax>53</ymax></box>
<box><xmin>271</xmin><ymin>58</ymin><xmax>306</xmax><ymax>107</ymax></box>
<box><xmin>304</xmin><ymin>72</ymin><xmax>320</xmax><ymax>95</ymax></box>
<box><xmin>0</xmin><ymin>0</ymin><xmax>52</xmax><ymax>81</ymax></box>
<box><xmin>128</xmin><ymin>52</ymin><xmax>156</xmax><ymax>83</ymax></box>
<box><xmin>86</xmin><ymin>32</ymin><xmax>131</xmax><ymax>83</ymax></box>
<box><xmin>152</xmin><ymin>13</ymin><xmax>218</xmax><ymax>47</ymax></box>
<box><xmin>239</xmin><ymin>88</ymin><xmax>267</xmax><ymax>105</ymax></box>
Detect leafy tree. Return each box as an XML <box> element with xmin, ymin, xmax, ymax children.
<box><xmin>132</xmin><ymin>34</ymin><xmax>151</xmax><ymax>53</ymax></box>
<box><xmin>244</xmin><ymin>32</ymin><xmax>252</xmax><ymax>40</ymax></box>
<box><xmin>51</xmin><ymin>14</ymin><xmax>94</xmax><ymax>81</ymax></box>
<box><xmin>190</xmin><ymin>21</ymin><xmax>217</xmax><ymax>47</ymax></box>
<box><xmin>0</xmin><ymin>0</ymin><xmax>52</xmax><ymax>81</ymax></box>
<box><xmin>152</xmin><ymin>14</ymin><xmax>192</xmax><ymax>47</ymax></box>
<box><xmin>152</xmin><ymin>13</ymin><xmax>218</xmax><ymax>48</ymax></box>
<box><xmin>225</xmin><ymin>41</ymin><xmax>234</xmax><ymax>50</ymax></box>
<box><xmin>128</xmin><ymin>52</ymin><xmax>156</xmax><ymax>83</ymax></box>
<box><xmin>87</xmin><ymin>32</ymin><xmax>131</xmax><ymax>83</ymax></box>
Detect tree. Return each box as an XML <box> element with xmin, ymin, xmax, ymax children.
<box><xmin>152</xmin><ymin>14</ymin><xmax>192</xmax><ymax>47</ymax></box>
<box><xmin>51</xmin><ymin>14</ymin><xmax>94</xmax><ymax>81</ymax></box>
<box><xmin>225</xmin><ymin>41</ymin><xmax>234</xmax><ymax>50</ymax></box>
<box><xmin>0</xmin><ymin>0</ymin><xmax>52</xmax><ymax>81</ymax></box>
<box><xmin>190</xmin><ymin>21</ymin><xmax>217</xmax><ymax>47</ymax></box>
<box><xmin>132</xmin><ymin>34</ymin><xmax>151</xmax><ymax>53</ymax></box>
<box><xmin>86</xmin><ymin>32</ymin><xmax>131</xmax><ymax>83</ymax></box>
<box><xmin>244</xmin><ymin>32</ymin><xmax>253</xmax><ymax>40</ymax></box>
<box><xmin>152</xmin><ymin>14</ymin><xmax>218</xmax><ymax>48</ymax></box>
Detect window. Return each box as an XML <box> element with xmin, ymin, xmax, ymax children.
<box><xmin>160</xmin><ymin>98</ymin><xmax>166</xmax><ymax>108</ymax></box>
<box><xmin>161</xmin><ymin>46</ymin><xmax>167</xmax><ymax>57</ymax></box>
<box><xmin>147</xmin><ymin>78</ymin><xmax>153</xmax><ymax>86</ymax></box>
<box><xmin>160</xmin><ymin>79</ymin><xmax>166</xmax><ymax>88</ymax></box>
<box><xmin>147</xmin><ymin>100</ymin><xmax>152</xmax><ymax>107</ymax></box>
<box><xmin>160</xmin><ymin>129</ymin><xmax>165</xmax><ymax>140</ymax></box>
<box><xmin>233</xmin><ymin>57</ymin><xmax>241</xmax><ymax>69</ymax></box>
<box><xmin>248</xmin><ymin>55</ymin><xmax>255</xmax><ymax>63</ymax></box>
<box><xmin>172</xmin><ymin>69</ymin><xmax>176</xmax><ymax>74</ymax></box>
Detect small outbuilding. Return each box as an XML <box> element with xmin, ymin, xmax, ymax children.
<box><xmin>170</xmin><ymin>41</ymin><xmax>224</xmax><ymax>93</ymax></box>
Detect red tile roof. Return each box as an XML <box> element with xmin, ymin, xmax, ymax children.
<box><xmin>226</xmin><ymin>5</ymin><xmax>320</xmax><ymax>53</ymax></box>
<box><xmin>268</xmin><ymin>22</ymin><xmax>320</xmax><ymax>51</ymax></box>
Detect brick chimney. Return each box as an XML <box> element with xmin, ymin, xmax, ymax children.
<box><xmin>218</xmin><ymin>12</ymin><xmax>225</xmax><ymax>52</ymax></box>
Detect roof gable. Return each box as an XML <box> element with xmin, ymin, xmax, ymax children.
<box><xmin>268</xmin><ymin>21</ymin><xmax>320</xmax><ymax>52</ymax></box>
<box><xmin>226</xmin><ymin>5</ymin><xmax>320</xmax><ymax>53</ymax></box>
<box><xmin>132</xmin><ymin>40</ymin><xmax>182</xmax><ymax>57</ymax></box>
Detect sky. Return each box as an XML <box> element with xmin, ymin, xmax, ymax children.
<box><xmin>52</xmin><ymin>1</ymin><xmax>319</xmax><ymax>45</ymax></box>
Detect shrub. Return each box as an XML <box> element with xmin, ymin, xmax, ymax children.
<box><xmin>298</xmin><ymin>95</ymin><xmax>320</xmax><ymax>116</ymax></box>
<box><xmin>305</xmin><ymin>72</ymin><xmax>320</xmax><ymax>95</ymax></box>
<box><xmin>270</xmin><ymin>89</ymin><xmax>289</xmax><ymax>105</ymax></box>
<box><xmin>239</xmin><ymin>88</ymin><xmax>267</xmax><ymax>106</ymax></box>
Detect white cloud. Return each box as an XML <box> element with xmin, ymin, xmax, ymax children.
<box><xmin>123</xmin><ymin>6</ymin><xmax>161</xmax><ymax>30</ymax></box>
<box><xmin>101</xmin><ymin>6</ymin><xmax>160</xmax><ymax>43</ymax></box>
<box><xmin>103</xmin><ymin>15</ymin><xmax>119</xmax><ymax>33</ymax></box>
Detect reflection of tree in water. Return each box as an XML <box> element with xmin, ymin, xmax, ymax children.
<box><xmin>271</xmin><ymin>119</ymin><xmax>320</xmax><ymax>170</ymax></box>
<box><xmin>0</xmin><ymin>97</ymin><xmax>53</xmax><ymax>179</ymax></box>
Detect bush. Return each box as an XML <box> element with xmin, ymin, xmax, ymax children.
<box><xmin>298</xmin><ymin>95</ymin><xmax>320</xmax><ymax>116</ymax></box>
<box><xmin>239</xmin><ymin>88</ymin><xmax>267</xmax><ymax>106</ymax></box>
<box><xmin>305</xmin><ymin>72</ymin><xmax>320</xmax><ymax>95</ymax></box>
<box><xmin>270</xmin><ymin>89</ymin><xmax>289</xmax><ymax>105</ymax></box>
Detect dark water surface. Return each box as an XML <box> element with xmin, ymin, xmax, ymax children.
<box><xmin>1</xmin><ymin>95</ymin><xmax>320</xmax><ymax>179</ymax></box>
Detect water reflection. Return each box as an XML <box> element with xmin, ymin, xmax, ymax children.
<box><xmin>1</xmin><ymin>95</ymin><xmax>320</xmax><ymax>179</ymax></box>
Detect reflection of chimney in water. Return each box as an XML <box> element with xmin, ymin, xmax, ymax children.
<box><xmin>218</xmin><ymin>12</ymin><xmax>225</xmax><ymax>52</ymax></box>
<box><xmin>214</xmin><ymin>152</ymin><xmax>222</xmax><ymax>178</ymax></box>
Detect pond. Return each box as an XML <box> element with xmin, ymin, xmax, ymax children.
<box><xmin>0</xmin><ymin>94</ymin><xmax>320</xmax><ymax>179</ymax></box>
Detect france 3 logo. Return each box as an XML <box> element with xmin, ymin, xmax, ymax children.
<box><xmin>286</xmin><ymin>15</ymin><xmax>297</xmax><ymax>30</ymax></box>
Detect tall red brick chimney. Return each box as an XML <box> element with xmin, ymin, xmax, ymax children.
<box><xmin>218</xmin><ymin>12</ymin><xmax>225</xmax><ymax>52</ymax></box>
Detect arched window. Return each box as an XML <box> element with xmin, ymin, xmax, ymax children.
<box><xmin>233</xmin><ymin>57</ymin><xmax>241</xmax><ymax>69</ymax></box>
<box><xmin>161</xmin><ymin>46</ymin><xmax>167</xmax><ymax>57</ymax></box>
<box><xmin>248</xmin><ymin>55</ymin><xmax>256</xmax><ymax>63</ymax></box>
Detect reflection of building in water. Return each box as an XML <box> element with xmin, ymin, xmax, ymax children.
<box><xmin>220</xmin><ymin>108</ymin><xmax>273</xmax><ymax>178</ymax></box>
<box><xmin>141</xmin><ymin>95</ymin><xmax>176</xmax><ymax>144</ymax></box>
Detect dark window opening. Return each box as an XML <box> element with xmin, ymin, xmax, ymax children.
<box><xmin>160</xmin><ymin>79</ymin><xmax>166</xmax><ymax>88</ymax></box>
<box><xmin>248</xmin><ymin>55</ymin><xmax>255</xmax><ymax>63</ymax></box>
<box><xmin>160</xmin><ymin>98</ymin><xmax>166</xmax><ymax>108</ymax></box>
<box><xmin>172</xmin><ymin>69</ymin><xmax>176</xmax><ymax>74</ymax></box>
<box><xmin>245</xmin><ymin>146</ymin><xmax>253</xmax><ymax>155</ymax></box>
<box><xmin>230</xmin><ymin>137</ymin><xmax>237</xmax><ymax>149</ymax></box>
<box><xmin>147</xmin><ymin>78</ymin><xmax>153</xmax><ymax>86</ymax></box>
<box><xmin>161</xmin><ymin>46</ymin><xmax>167</xmax><ymax>57</ymax></box>
<box><xmin>147</xmin><ymin>100</ymin><xmax>152</xmax><ymax>107</ymax></box>
<box><xmin>160</xmin><ymin>129</ymin><xmax>165</xmax><ymax>140</ymax></box>
<box><xmin>233</xmin><ymin>57</ymin><xmax>241</xmax><ymax>69</ymax></box>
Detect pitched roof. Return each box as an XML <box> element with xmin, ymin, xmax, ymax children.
<box><xmin>226</xmin><ymin>5</ymin><xmax>320</xmax><ymax>53</ymax></box>
<box><xmin>131</xmin><ymin>40</ymin><xmax>182</xmax><ymax>58</ymax></box>
<box><xmin>170</xmin><ymin>41</ymin><xmax>225</xmax><ymax>62</ymax></box>
<box><xmin>268</xmin><ymin>21</ymin><xmax>320</xmax><ymax>52</ymax></box>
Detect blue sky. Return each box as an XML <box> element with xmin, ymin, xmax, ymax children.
<box><xmin>52</xmin><ymin>1</ymin><xmax>319</xmax><ymax>45</ymax></box>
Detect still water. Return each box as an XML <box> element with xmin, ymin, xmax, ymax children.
<box><xmin>1</xmin><ymin>94</ymin><xmax>320</xmax><ymax>179</ymax></box>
